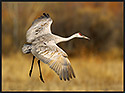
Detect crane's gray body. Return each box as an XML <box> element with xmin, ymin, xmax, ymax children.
<box><xmin>22</xmin><ymin>13</ymin><xmax>76</xmax><ymax>81</ymax></box>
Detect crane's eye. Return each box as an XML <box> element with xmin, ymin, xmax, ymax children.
<box><xmin>79</xmin><ymin>33</ymin><xmax>82</xmax><ymax>36</ymax></box>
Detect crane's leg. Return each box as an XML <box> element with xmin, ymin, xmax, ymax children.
<box><xmin>38</xmin><ymin>60</ymin><xmax>45</xmax><ymax>83</ymax></box>
<box><xmin>29</xmin><ymin>56</ymin><xmax>35</xmax><ymax>77</ymax></box>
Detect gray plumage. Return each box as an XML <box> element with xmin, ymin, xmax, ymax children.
<box><xmin>22</xmin><ymin>44</ymin><xmax>32</xmax><ymax>54</ymax></box>
<box><xmin>22</xmin><ymin>13</ymin><xmax>75</xmax><ymax>81</ymax></box>
<box><xmin>22</xmin><ymin>13</ymin><xmax>90</xmax><ymax>81</ymax></box>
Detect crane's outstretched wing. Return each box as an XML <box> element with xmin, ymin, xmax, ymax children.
<box><xmin>26</xmin><ymin>13</ymin><xmax>53</xmax><ymax>43</ymax></box>
<box><xmin>31</xmin><ymin>42</ymin><xmax>75</xmax><ymax>81</ymax></box>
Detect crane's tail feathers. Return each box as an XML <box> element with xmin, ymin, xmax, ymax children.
<box><xmin>22</xmin><ymin>44</ymin><xmax>32</xmax><ymax>54</ymax></box>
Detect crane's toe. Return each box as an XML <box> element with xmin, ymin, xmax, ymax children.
<box><xmin>29</xmin><ymin>70</ymin><xmax>32</xmax><ymax>77</ymax></box>
<box><xmin>40</xmin><ymin>75</ymin><xmax>45</xmax><ymax>83</ymax></box>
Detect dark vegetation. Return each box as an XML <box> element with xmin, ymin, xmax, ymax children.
<box><xmin>2</xmin><ymin>2</ymin><xmax>123</xmax><ymax>56</ymax></box>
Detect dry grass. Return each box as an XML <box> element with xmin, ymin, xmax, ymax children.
<box><xmin>2</xmin><ymin>52</ymin><xmax>123</xmax><ymax>91</ymax></box>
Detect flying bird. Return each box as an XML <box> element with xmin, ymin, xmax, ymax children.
<box><xmin>22</xmin><ymin>13</ymin><xmax>90</xmax><ymax>83</ymax></box>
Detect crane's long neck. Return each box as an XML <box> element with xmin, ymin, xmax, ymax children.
<box><xmin>64</xmin><ymin>34</ymin><xmax>76</xmax><ymax>41</ymax></box>
<box><xmin>55</xmin><ymin>34</ymin><xmax>77</xmax><ymax>44</ymax></box>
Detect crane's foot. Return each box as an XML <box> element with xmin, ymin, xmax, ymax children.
<box><xmin>40</xmin><ymin>75</ymin><xmax>45</xmax><ymax>83</ymax></box>
<box><xmin>29</xmin><ymin>56</ymin><xmax>35</xmax><ymax>77</ymax></box>
<box><xmin>29</xmin><ymin>70</ymin><xmax>32</xmax><ymax>77</ymax></box>
<box><xmin>38</xmin><ymin>60</ymin><xmax>45</xmax><ymax>83</ymax></box>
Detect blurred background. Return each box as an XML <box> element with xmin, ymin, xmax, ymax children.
<box><xmin>2</xmin><ymin>2</ymin><xmax>123</xmax><ymax>91</ymax></box>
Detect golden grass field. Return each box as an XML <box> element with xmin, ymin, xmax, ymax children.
<box><xmin>2</xmin><ymin>50</ymin><xmax>123</xmax><ymax>91</ymax></box>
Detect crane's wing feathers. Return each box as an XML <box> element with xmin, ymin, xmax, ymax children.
<box><xmin>26</xmin><ymin>13</ymin><xmax>53</xmax><ymax>43</ymax></box>
<box><xmin>31</xmin><ymin>42</ymin><xmax>75</xmax><ymax>81</ymax></box>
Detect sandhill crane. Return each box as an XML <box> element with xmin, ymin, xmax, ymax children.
<box><xmin>22</xmin><ymin>13</ymin><xmax>90</xmax><ymax>83</ymax></box>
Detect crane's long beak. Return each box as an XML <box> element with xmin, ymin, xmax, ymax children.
<box><xmin>82</xmin><ymin>35</ymin><xmax>90</xmax><ymax>40</ymax></box>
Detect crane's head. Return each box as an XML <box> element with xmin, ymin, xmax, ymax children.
<box><xmin>75</xmin><ymin>33</ymin><xmax>90</xmax><ymax>40</ymax></box>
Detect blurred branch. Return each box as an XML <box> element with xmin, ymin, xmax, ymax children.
<box><xmin>13</xmin><ymin>3</ymin><xmax>19</xmax><ymax>46</ymax></box>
